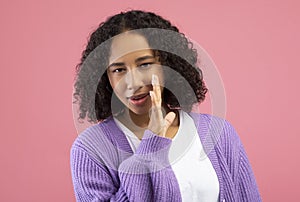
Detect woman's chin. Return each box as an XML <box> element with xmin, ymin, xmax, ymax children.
<box><xmin>128</xmin><ymin>107</ymin><xmax>150</xmax><ymax>117</ymax></box>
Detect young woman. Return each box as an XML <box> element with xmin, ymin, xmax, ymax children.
<box><xmin>71</xmin><ymin>10</ymin><xmax>261</xmax><ymax>202</ymax></box>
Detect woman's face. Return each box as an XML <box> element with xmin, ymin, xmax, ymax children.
<box><xmin>107</xmin><ymin>33</ymin><xmax>164</xmax><ymax>116</ymax></box>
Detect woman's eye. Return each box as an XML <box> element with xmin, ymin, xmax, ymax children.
<box><xmin>112</xmin><ymin>68</ymin><xmax>126</xmax><ymax>73</ymax></box>
<box><xmin>139</xmin><ymin>63</ymin><xmax>153</xmax><ymax>68</ymax></box>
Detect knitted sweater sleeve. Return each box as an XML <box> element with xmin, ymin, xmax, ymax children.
<box><xmin>70</xmin><ymin>129</ymin><xmax>181</xmax><ymax>202</ymax></box>
<box><xmin>237</xmin><ymin>142</ymin><xmax>262</xmax><ymax>201</ymax></box>
<box><xmin>224</xmin><ymin>121</ymin><xmax>262</xmax><ymax>201</ymax></box>
<box><xmin>71</xmin><ymin>145</ymin><xmax>128</xmax><ymax>201</ymax></box>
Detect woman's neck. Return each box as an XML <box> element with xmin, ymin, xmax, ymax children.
<box><xmin>128</xmin><ymin>110</ymin><xmax>150</xmax><ymax>128</ymax></box>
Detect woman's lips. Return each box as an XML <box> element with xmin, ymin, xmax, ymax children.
<box><xmin>128</xmin><ymin>93</ymin><xmax>149</xmax><ymax>106</ymax></box>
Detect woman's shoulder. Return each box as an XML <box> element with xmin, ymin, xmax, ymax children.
<box><xmin>188</xmin><ymin>112</ymin><xmax>241</xmax><ymax>146</ymax></box>
<box><xmin>71</xmin><ymin>117</ymin><xmax>118</xmax><ymax>156</ymax></box>
<box><xmin>70</xmin><ymin>117</ymin><xmax>123</xmax><ymax>171</ymax></box>
<box><xmin>188</xmin><ymin>112</ymin><xmax>233</xmax><ymax>129</ymax></box>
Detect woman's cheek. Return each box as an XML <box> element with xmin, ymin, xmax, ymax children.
<box><xmin>109</xmin><ymin>78</ymin><xmax>125</xmax><ymax>100</ymax></box>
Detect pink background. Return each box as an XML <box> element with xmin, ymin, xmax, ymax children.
<box><xmin>1</xmin><ymin>0</ymin><xmax>299</xmax><ymax>201</ymax></box>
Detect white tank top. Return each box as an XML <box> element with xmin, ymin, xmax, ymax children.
<box><xmin>114</xmin><ymin>111</ymin><xmax>219</xmax><ymax>202</ymax></box>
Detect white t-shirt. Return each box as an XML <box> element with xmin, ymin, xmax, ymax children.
<box><xmin>114</xmin><ymin>111</ymin><xmax>219</xmax><ymax>202</ymax></box>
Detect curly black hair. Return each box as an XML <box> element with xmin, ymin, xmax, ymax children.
<box><xmin>73</xmin><ymin>10</ymin><xmax>208</xmax><ymax>123</ymax></box>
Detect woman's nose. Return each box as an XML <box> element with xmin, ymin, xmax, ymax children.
<box><xmin>125</xmin><ymin>69</ymin><xmax>144</xmax><ymax>91</ymax></box>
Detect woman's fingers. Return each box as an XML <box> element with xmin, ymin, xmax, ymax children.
<box><xmin>149</xmin><ymin>90</ymin><xmax>164</xmax><ymax>135</ymax></box>
<box><xmin>149</xmin><ymin>74</ymin><xmax>162</xmax><ymax>114</ymax></box>
<box><xmin>164</xmin><ymin>112</ymin><xmax>176</xmax><ymax>130</ymax></box>
<box><xmin>148</xmin><ymin>74</ymin><xmax>176</xmax><ymax>137</ymax></box>
<box><xmin>151</xmin><ymin>74</ymin><xmax>161</xmax><ymax>106</ymax></box>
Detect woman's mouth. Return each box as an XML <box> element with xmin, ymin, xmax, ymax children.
<box><xmin>128</xmin><ymin>93</ymin><xmax>149</xmax><ymax>106</ymax></box>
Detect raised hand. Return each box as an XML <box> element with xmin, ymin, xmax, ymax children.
<box><xmin>148</xmin><ymin>74</ymin><xmax>176</xmax><ymax>138</ymax></box>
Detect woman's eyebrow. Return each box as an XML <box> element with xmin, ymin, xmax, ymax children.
<box><xmin>135</xmin><ymin>55</ymin><xmax>155</xmax><ymax>63</ymax></box>
<box><xmin>108</xmin><ymin>55</ymin><xmax>155</xmax><ymax>68</ymax></box>
<box><xmin>107</xmin><ymin>62</ymin><xmax>125</xmax><ymax>68</ymax></box>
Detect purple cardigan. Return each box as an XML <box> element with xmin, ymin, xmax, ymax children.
<box><xmin>70</xmin><ymin>113</ymin><xmax>261</xmax><ymax>201</ymax></box>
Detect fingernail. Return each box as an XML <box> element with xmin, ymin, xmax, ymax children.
<box><xmin>152</xmin><ymin>74</ymin><xmax>158</xmax><ymax>85</ymax></box>
<box><xmin>149</xmin><ymin>91</ymin><xmax>153</xmax><ymax>97</ymax></box>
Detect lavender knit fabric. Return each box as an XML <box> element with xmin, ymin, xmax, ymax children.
<box><xmin>70</xmin><ymin>113</ymin><xmax>262</xmax><ymax>202</ymax></box>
